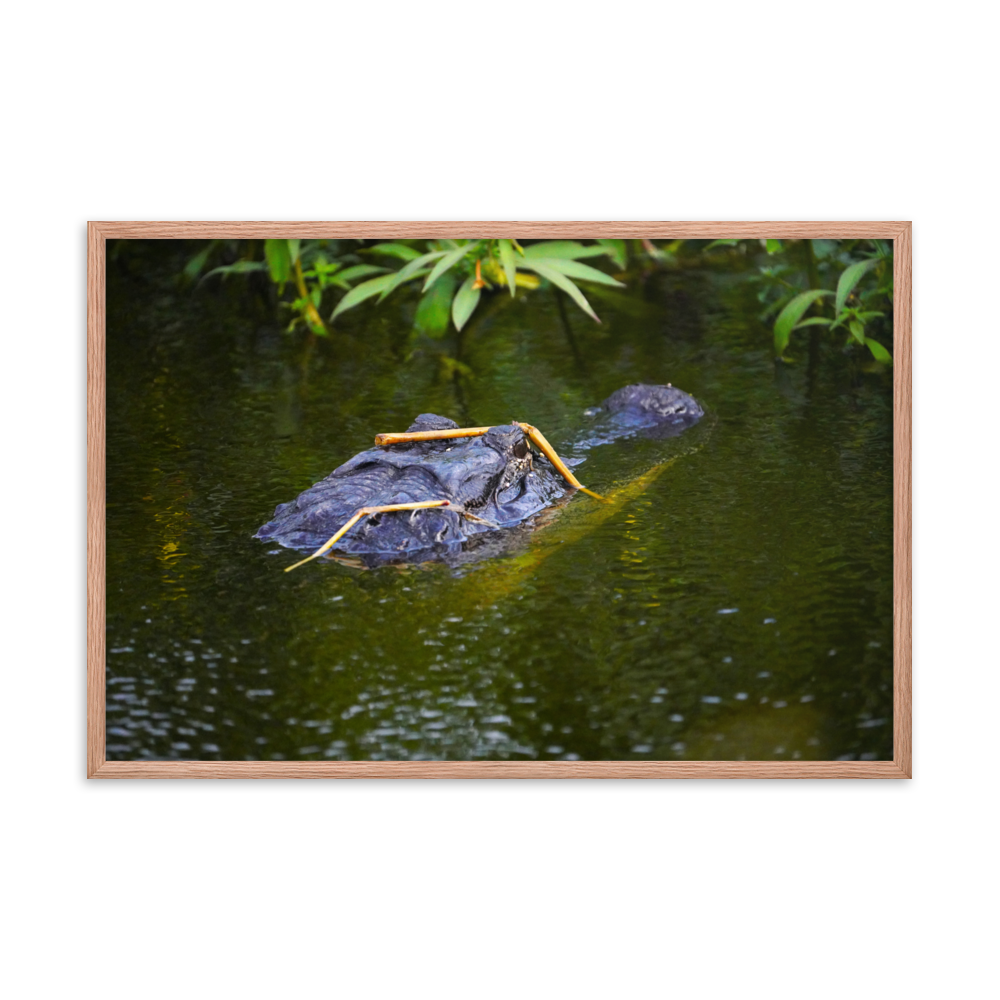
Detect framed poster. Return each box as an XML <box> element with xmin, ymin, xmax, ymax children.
<box><xmin>87</xmin><ymin>222</ymin><xmax>912</xmax><ymax>778</ymax></box>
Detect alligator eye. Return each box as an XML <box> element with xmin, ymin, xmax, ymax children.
<box><xmin>514</xmin><ymin>438</ymin><xmax>528</xmax><ymax>459</ymax></box>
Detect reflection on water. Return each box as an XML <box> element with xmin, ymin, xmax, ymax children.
<box><xmin>106</xmin><ymin>242</ymin><xmax>893</xmax><ymax>762</ymax></box>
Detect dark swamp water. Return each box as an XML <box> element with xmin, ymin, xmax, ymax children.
<box><xmin>105</xmin><ymin>241</ymin><xmax>894</xmax><ymax>762</ymax></box>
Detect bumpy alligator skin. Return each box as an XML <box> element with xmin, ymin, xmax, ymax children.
<box><xmin>255</xmin><ymin>384</ymin><xmax>703</xmax><ymax>564</ymax></box>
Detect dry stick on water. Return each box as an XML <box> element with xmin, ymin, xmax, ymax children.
<box><xmin>374</xmin><ymin>424</ymin><xmax>606</xmax><ymax>501</ymax></box>
<box><xmin>284</xmin><ymin>500</ymin><xmax>451</xmax><ymax>573</ymax></box>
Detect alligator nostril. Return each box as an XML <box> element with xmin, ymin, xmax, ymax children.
<box><xmin>514</xmin><ymin>437</ymin><xmax>528</xmax><ymax>459</ymax></box>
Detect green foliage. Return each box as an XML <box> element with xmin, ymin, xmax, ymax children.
<box><xmin>773</xmin><ymin>289</ymin><xmax>834</xmax><ymax>357</ymax></box>
<box><xmin>703</xmin><ymin>239</ymin><xmax>740</xmax><ymax>252</ymax></box>
<box><xmin>329</xmin><ymin>238</ymin><xmax>625</xmax><ymax>334</ymax></box>
<box><xmin>597</xmin><ymin>238</ymin><xmax>627</xmax><ymax>269</ymax></box>
<box><xmin>186</xmin><ymin>238</ymin><xmax>392</xmax><ymax>336</ymax></box>
<box><xmin>423</xmin><ymin>242</ymin><xmax>481</xmax><ymax>292</ymax></box>
<box><xmin>413</xmin><ymin>271</ymin><xmax>457</xmax><ymax>338</ymax></box>
<box><xmin>181</xmin><ymin>235</ymin><xmax>893</xmax><ymax>369</ymax></box>
<box><xmin>736</xmin><ymin>239</ymin><xmax>894</xmax><ymax>364</ymax></box>
<box><xmin>202</xmin><ymin>260</ymin><xmax>268</xmax><ymax>280</ymax></box>
<box><xmin>451</xmin><ymin>276</ymin><xmax>481</xmax><ymax>332</ymax></box>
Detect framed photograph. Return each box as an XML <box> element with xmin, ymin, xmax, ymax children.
<box><xmin>88</xmin><ymin>222</ymin><xmax>911</xmax><ymax>778</ymax></box>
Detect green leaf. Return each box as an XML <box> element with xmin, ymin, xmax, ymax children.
<box><xmin>330</xmin><ymin>273</ymin><xmax>397</xmax><ymax>321</ymax></box>
<box><xmin>766</xmin><ymin>239</ymin><xmax>782</xmax><ymax>254</ymax></box>
<box><xmin>378</xmin><ymin>251</ymin><xmax>448</xmax><ymax>302</ymax></box>
<box><xmin>287</xmin><ymin>239</ymin><xmax>301</xmax><ymax>264</ymax></box>
<box><xmin>836</xmin><ymin>258</ymin><xmax>881</xmax><ymax>315</ymax></box>
<box><xmin>793</xmin><ymin>316</ymin><xmax>832</xmax><ymax>329</ymax></box>
<box><xmin>528</xmin><ymin>257</ymin><xmax>625</xmax><ymax>288</ymax></box>
<box><xmin>451</xmin><ymin>275</ymin><xmax>481</xmax><ymax>332</ymax></box>
<box><xmin>703</xmin><ymin>239</ymin><xmax>739</xmax><ymax>252</ymax></box>
<box><xmin>264</xmin><ymin>239</ymin><xmax>293</xmax><ymax>285</ymax></box>
<box><xmin>201</xmin><ymin>260</ymin><xmax>268</xmax><ymax>282</ymax></box>
<box><xmin>520</xmin><ymin>241</ymin><xmax>606</xmax><ymax>260</ymax></box>
<box><xmin>366</xmin><ymin>242</ymin><xmax>422</xmax><ymax>261</ymax></box>
<box><xmin>519</xmin><ymin>260</ymin><xmax>601</xmax><ymax>323</ymax></box>
<box><xmin>413</xmin><ymin>271</ymin><xmax>458</xmax><ymax>338</ymax></box>
<box><xmin>849</xmin><ymin>320</ymin><xmax>866</xmax><ymax>344</ymax></box>
<box><xmin>773</xmin><ymin>289</ymin><xmax>834</xmax><ymax>356</ymax></box>
<box><xmin>596</xmin><ymin>238</ymin><xmax>627</xmax><ymax>270</ymax></box>
<box><xmin>498</xmin><ymin>239</ymin><xmax>517</xmax><ymax>296</ymax></box>
<box><xmin>331</xmin><ymin>264</ymin><xmax>389</xmax><ymax>287</ymax></box>
<box><xmin>866</xmin><ymin>339</ymin><xmax>892</xmax><ymax>363</ymax></box>
<box><xmin>183</xmin><ymin>241</ymin><xmax>219</xmax><ymax>279</ymax></box>
<box><xmin>423</xmin><ymin>241</ymin><xmax>480</xmax><ymax>292</ymax></box>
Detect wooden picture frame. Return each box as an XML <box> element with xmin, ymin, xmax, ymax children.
<box><xmin>88</xmin><ymin>222</ymin><xmax>911</xmax><ymax>778</ymax></box>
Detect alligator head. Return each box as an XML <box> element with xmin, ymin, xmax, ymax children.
<box><xmin>254</xmin><ymin>413</ymin><xmax>566</xmax><ymax>564</ymax></box>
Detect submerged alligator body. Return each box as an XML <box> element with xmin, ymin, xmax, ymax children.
<box><xmin>255</xmin><ymin>383</ymin><xmax>703</xmax><ymax>566</ymax></box>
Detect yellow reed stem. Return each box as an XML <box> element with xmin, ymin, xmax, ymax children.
<box><xmin>374</xmin><ymin>426</ymin><xmax>492</xmax><ymax>447</ymax></box>
<box><xmin>517</xmin><ymin>423</ymin><xmax>606</xmax><ymax>500</ymax></box>
<box><xmin>284</xmin><ymin>500</ymin><xmax>450</xmax><ymax>572</ymax></box>
<box><xmin>374</xmin><ymin>422</ymin><xmax>604</xmax><ymax>499</ymax></box>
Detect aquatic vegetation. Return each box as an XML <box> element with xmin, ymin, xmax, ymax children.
<box><xmin>187</xmin><ymin>237</ymin><xmax>635</xmax><ymax>337</ymax></box>
<box><xmin>704</xmin><ymin>237</ymin><xmax>894</xmax><ymax>363</ymax></box>
<box><xmin>182</xmin><ymin>235</ymin><xmax>894</xmax><ymax>367</ymax></box>
<box><xmin>332</xmin><ymin>238</ymin><xmax>627</xmax><ymax>333</ymax></box>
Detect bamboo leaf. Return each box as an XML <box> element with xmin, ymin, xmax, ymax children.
<box><xmin>184</xmin><ymin>241</ymin><xmax>220</xmax><ymax>279</ymax></box>
<box><xmin>704</xmin><ymin>239</ymin><xmax>739</xmax><ymax>252</ymax></box>
<box><xmin>330</xmin><ymin>273</ymin><xmax>397</xmax><ymax>321</ymax></box>
<box><xmin>264</xmin><ymin>239</ymin><xmax>292</xmax><ymax>285</ymax></box>
<box><xmin>849</xmin><ymin>320</ymin><xmax>866</xmax><ymax>344</ymax></box>
<box><xmin>413</xmin><ymin>272</ymin><xmax>458</xmax><ymax>338</ymax></box>
<box><xmin>766</xmin><ymin>239</ymin><xmax>782</xmax><ymax>254</ymax></box>
<box><xmin>201</xmin><ymin>260</ymin><xmax>268</xmax><ymax>282</ymax></box>
<box><xmin>365</xmin><ymin>242</ymin><xmax>422</xmax><ymax>261</ymax></box>
<box><xmin>528</xmin><ymin>256</ymin><xmax>625</xmax><ymax>288</ymax></box>
<box><xmin>377</xmin><ymin>251</ymin><xmax>448</xmax><ymax>301</ymax></box>
<box><xmin>521</xmin><ymin>241</ymin><xmax>606</xmax><ymax>260</ymax></box>
<box><xmin>792</xmin><ymin>316</ymin><xmax>832</xmax><ymax>329</ymax></box>
<box><xmin>330</xmin><ymin>264</ymin><xmax>389</xmax><ymax>288</ymax></box>
<box><xmin>596</xmin><ymin>238</ymin><xmax>628</xmax><ymax>269</ymax></box>
<box><xmin>498</xmin><ymin>239</ymin><xmax>517</xmax><ymax>297</ymax></box>
<box><xmin>836</xmin><ymin>258</ymin><xmax>881</xmax><ymax>315</ymax></box>
<box><xmin>451</xmin><ymin>275</ymin><xmax>481</xmax><ymax>332</ymax></box>
<box><xmin>423</xmin><ymin>241</ymin><xmax>480</xmax><ymax>292</ymax></box>
<box><xmin>773</xmin><ymin>289</ymin><xmax>833</xmax><ymax>356</ymax></box>
<box><xmin>519</xmin><ymin>260</ymin><xmax>601</xmax><ymax>323</ymax></box>
<box><xmin>866</xmin><ymin>339</ymin><xmax>892</xmax><ymax>364</ymax></box>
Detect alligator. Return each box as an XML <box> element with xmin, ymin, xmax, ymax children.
<box><xmin>255</xmin><ymin>383</ymin><xmax>704</xmax><ymax>568</ymax></box>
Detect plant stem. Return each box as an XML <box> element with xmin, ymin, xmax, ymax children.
<box><xmin>293</xmin><ymin>257</ymin><xmax>327</xmax><ymax>335</ymax></box>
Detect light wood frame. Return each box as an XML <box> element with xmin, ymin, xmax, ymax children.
<box><xmin>88</xmin><ymin>222</ymin><xmax>912</xmax><ymax>779</ymax></box>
